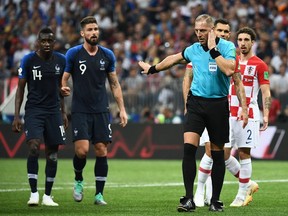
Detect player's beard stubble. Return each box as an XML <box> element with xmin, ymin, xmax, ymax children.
<box><xmin>86</xmin><ymin>36</ymin><xmax>98</xmax><ymax>46</ymax></box>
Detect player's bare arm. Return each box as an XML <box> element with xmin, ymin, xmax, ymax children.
<box><xmin>232</xmin><ymin>72</ymin><xmax>248</xmax><ymax>128</ymax></box>
<box><xmin>12</xmin><ymin>79</ymin><xmax>26</xmax><ymax>132</ymax></box>
<box><xmin>60</xmin><ymin>94</ymin><xmax>68</xmax><ymax>130</ymax></box>
<box><xmin>61</xmin><ymin>72</ymin><xmax>71</xmax><ymax>97</ymax></box>
<box><xmin>260</xmin><ymin>84</ymin><xmax>271</xmax><ymax>131</ymax></box>
<box><xmin>107</xmin><ymin>72</ymin><xmax>128</xmax><ymax>127</ymax></box>
<box><xmin>182</xmin><ymin>66</ymin><xmax>193</xmax><ymax>114</ymax></box>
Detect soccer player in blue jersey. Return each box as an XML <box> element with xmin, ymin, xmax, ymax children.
<box><xmin>12</xmin><ymin>27</ymin><xmax>68</xmax><ymax>207</ymax></box>
<box><xmin>61</xmin><ymin>16</ymin><xmax>128</xmax><ymax>205</ymax></box>
<box><xmin>139</xmin><ymin>14</ymin><xmax>239</xmax><ymax>212</ymax></box>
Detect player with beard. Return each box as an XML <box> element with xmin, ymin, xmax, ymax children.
<box><xmin>61</xmin><ymin>16</ymin><xmax>128</xmax><ymax>205</ymax></box>
<box><xmin>229</xmin><ymin>27</ymin><xmax>271</xmax><ymax>207</ymax></box>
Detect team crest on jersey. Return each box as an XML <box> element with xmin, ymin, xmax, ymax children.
<box><xmin>245</xmin><ymin>65</ymin><xmax>256</xmax><ymax>75</ymax></box>
<box><xmin>100</xmin><ymin>59</ymin><xmax>105</xmax><ymax>71</ymax></box>
<box><xmin>55</xmin><ymin>64</ymin><xmax>60</xmax><ymax>75</ymax></box>
<box><xmin>73</xmin><ymin>128</ymin><xmax>78</xmax><ymax>137</ymax></box>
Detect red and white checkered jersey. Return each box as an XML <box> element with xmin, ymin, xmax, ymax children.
<box><xmin>229</xmin><ymin>55</ymin><xmax>270</xmax><ymax>120</ymax></box>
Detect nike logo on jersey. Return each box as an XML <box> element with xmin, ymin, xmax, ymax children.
<box><xmin>79</xmin><ymin>60</ymin><xmax>86</xmax><ymax>64</ymax></box>
<box><xmin>33</xmin><ymin>66</ymin><xmax>41</xmax><ymax>69</ymax></box>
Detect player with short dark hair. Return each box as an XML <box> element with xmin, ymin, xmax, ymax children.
<box><xmin>228</xmin><ymin>27</ymin><xmax>270</xmax><ymax>207</ymax></box>
<box><xmin>61</xmin><ymin>16</ymin><xmax>128</xmax><ymax>205</ymax></box>
<box><xmin>12</xmin><ymin>27</ymin><xmax>68</xmax><ymax>207</ymax></box>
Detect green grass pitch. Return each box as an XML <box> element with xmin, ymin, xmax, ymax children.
<box><xmin>0</xmin><ymin>159</ymin><xmax>288</xmax><ymax>216</ymax></box>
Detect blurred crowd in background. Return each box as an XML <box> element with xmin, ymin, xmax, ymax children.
<box><xmin>0</xmin><ymin>0</ymin><xmax>288</xmax><ymax>124</ymax></box>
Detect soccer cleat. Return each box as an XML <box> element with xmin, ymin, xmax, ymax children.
<box><xmin>248</xmin><ymin>180</ymin><xmax>259</xmax><ymax>195</ymax></box>
<box><xmin>209</xmin><ymin>200</ymin><xmax>224</xmax><ymax>212</ymax></box>
<box><xmin>73</xmin><ymin>180</ymin><xmax>84</xmax><ymax>202</ymax></box>
<box><xmin>230</xmin><ymin>197</ymin><xmax>245</xmax><ymax>207</ymax></box>
<box><xmin>177</xmin><ymin>196</ymin><xmax>195</xmax><ymax>212</ymax></box>
<box><xmin>243</xmin><ymin>180</ymin><xmax>259</xmax><ymax>206</ymax></box>
<box><xmin>94</xmin><ymin>193</ymin><xmax>107</xmax><ymax>205</ymax></box>
<box><xmin>41</xmin><ymin>194</ymin><xmax>59</xmax><ymax>206</ymax></box>
<box><xmin>27</xmin><ymin>191</ymin><xmax>39</xmax><ymax>206</ymax></box>
<box><xmin>194</xmin><ymin>191</ymin><xmax>205</xmax><ymax>207</ymax></box>
<box><xmin>243</xmin><ymin>194</ymin><xmax>253</xmax><ymax>206</ymax></box>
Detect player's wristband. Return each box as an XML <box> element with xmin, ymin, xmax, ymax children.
<box><xmin>148</xmin><ymin>65</ymin><xmax>159</xmax><ymax>74</ymax></box>
<box><xmin>210</xmin><ymin>47</ymin><xmax>221</xmax><ymax>59</ymax></box>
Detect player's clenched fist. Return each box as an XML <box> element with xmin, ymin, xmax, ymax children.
<box><xmin>61</xmin><ymin>86</ymin><xmax>71</xmax><ymax>96</ymax></box>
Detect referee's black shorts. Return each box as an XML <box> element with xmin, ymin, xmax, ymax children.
<box><xmin>184</xmin><ymin>92</ymin><xmax>229</xmax><ymax>146</ymax></box>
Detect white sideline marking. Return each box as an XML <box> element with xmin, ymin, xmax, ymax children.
<box><xmin>0</xmin><ymin>179</ymin><xmax>288</xmax><ymax>193</ymax></box>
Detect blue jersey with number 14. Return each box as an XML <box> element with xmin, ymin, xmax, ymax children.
<box><xmin>18</xmin><ymin>51</ymin><xmax>66</xmax><ymax>113</ymax></box>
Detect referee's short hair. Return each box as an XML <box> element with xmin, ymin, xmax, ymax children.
<box><xmin>195</xmin><ymin>14</ymin><xmax>214</xmax><ymax>27</ymax></box>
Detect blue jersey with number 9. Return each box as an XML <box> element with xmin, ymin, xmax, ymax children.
<box><xmin>64</xmin><ymin>45</ymin><xmax>116</xmax><ymax>113</ymax></box>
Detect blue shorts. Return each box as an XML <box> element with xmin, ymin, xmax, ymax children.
<box><xmin>71</xmin><ymin>112</ymin><xmax>112</xmax><ymax>144</ymax></box>
<box><xmin>24</xmin><ymin>112</ymin><xmax>66</xmax><ymax>146</ymax></box>
<box><xmin>184</xmin><ymin>92</ymin><xmax>229</xmax><ymax>146</ymax></box>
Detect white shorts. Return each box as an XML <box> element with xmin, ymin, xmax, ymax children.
<box><xmin>225</xmin><ymin>118</ymin><xmax>260</xmax><ymax>149</ymax></box>
<box><xmin>199</xmin><ymin>128</ymin><xmax>210</xmax><ymax>146</ymax></box>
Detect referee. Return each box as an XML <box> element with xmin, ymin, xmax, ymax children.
<box><xmin>138</xmin><ymin>14</ymin><xmax>236</xmax><ymax>212</ymax></box>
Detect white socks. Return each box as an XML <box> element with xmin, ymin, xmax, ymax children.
<box><xmin>237</xmin><ymin>158</ymin><xmax>252</xmax><ymax>199</ymax></box>
<box><xmin>225</xmin><ymin>155</ymin><xmax>240</xmax><ymax>177</ymax></box>
<box><xmin>197</xmin><ymin>153</ymin><xmax>213</xmax><ymax>194</ymax></box>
